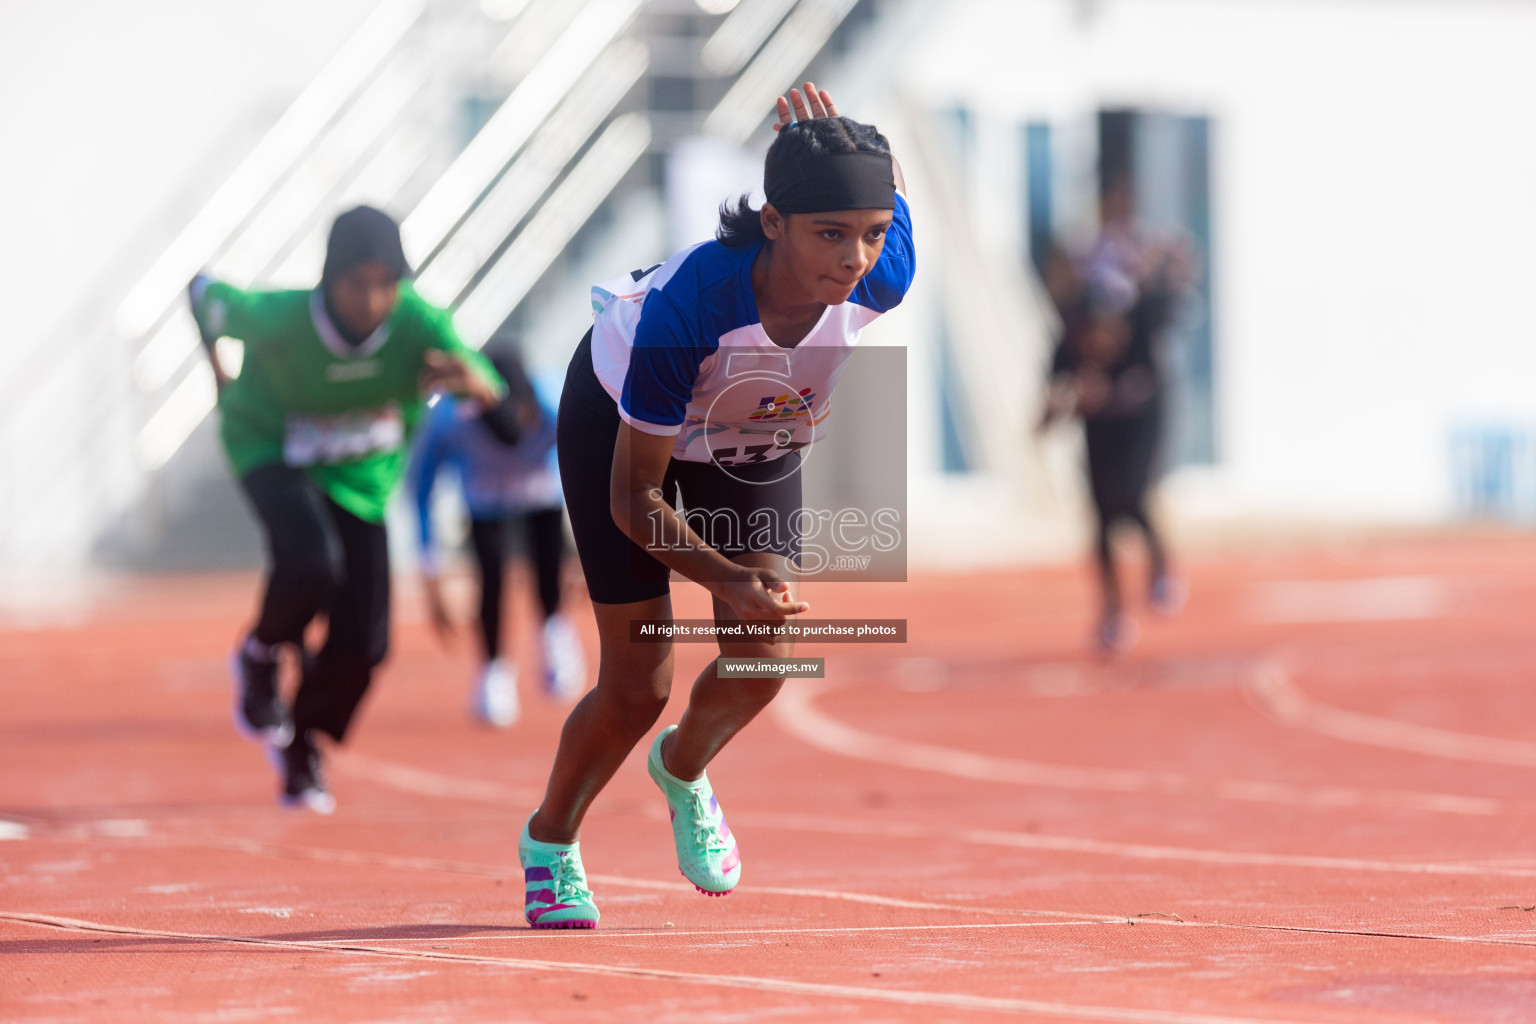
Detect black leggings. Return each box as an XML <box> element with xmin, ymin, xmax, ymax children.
<box><xmin>240</xmin><ymin>464</ymin><xmax>390</xmax><ymax>743</ymax></box>
<box><xmin>1084</xmin><ymin>409</ymin><xmax>1166</xmax><ymax>611</ymax></box>
<box><xmin>469</xmin><ymin>508</ymin><xmax>565</xmax><ymax>662</ymax></box>
<box><xmin>558</xmin><ymin>330</ymin><xmax>802</xmax><ymax>605</ymax></box>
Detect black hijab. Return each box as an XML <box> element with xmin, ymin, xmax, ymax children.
<box><xmin>321</xmin><ymin>206</ymin><xmax>412</xmax><ymax>345</ymax></box>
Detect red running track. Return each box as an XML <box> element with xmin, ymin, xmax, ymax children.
<box><xmin>4</xmin><ymin>533</ymin><xmax>1536</xmax><ymax>1022</ymax></box>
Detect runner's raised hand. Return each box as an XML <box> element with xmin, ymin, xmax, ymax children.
<box><xmin>773</xmin><ymin>81</ymin><xmax>839</xmax><ymax>131</ymax></box>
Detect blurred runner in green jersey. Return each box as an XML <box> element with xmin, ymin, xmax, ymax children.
<box><xmin>188</xmin><ymin>205</ymin><xmax>503</xmax><ymax>812</ymax></box>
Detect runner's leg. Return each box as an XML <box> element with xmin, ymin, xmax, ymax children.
<box><xmin>239</xmin><ymin>464</ymin><xmax>343</xmax><ymax>647</ymax></box>
<box><xmin>1095</xmin><ymin>506</ymin><xmax>1121</xmax><ymax>619</ymax></box>
<box><xmin>526</xmin><ymin>594</ymin><xmax>674</xmax><ymax>844</ymax></box>
<box><xmin>527</xmin><ymin>329</ymin><xmax>674</xmax><ymax>843</ymax></box>
<box><xmin>526</xmin><ymin>507</ymin><xmax>566</xmax><ymax>620</ymax></box>
<box><xmin>662</xmin><ymin>551</ymin><xmax>798</xmax><ymax>781</ymax></box>
<box><xmin>1125</xmin><ymin>501</ymin><xmax>1167</xmax><ymax>581</ymax></box>
<box><xmin>292</xmin><ymin>500</ymin><xmax>390</xmax><ymax>744</ymax></box>
<box><xmin>470</xmin><ymin>518</ymin><xmax>507</xmax><ymax>662</ymax></box>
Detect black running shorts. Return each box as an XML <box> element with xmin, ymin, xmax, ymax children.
<box><xmin>558</xmin><ymin>330</ymin><xmax>803</xmax><ymax>605</ymax></box>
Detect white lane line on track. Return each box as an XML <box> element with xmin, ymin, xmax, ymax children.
<box><xmin>588</xmin><ymin>872</ymin><xmax>1094</xmax><ymax>919</ymax></box>
<box><xmin>42</xmin><ymin>835</ymin><xmax>1536</xmax><ymax>952</ymax></box>
<box><xmin>0</xmin><ymin>911</ymin><xmax>1332</xmax><ymax>1024</ymax></box>
<box><xmin>324</xmin><ymin>920</ymin><xmax>1107</xmax><ymax>941</ymax></box>
<box><xmin>0</xmin><ymin>820</ymin><xmax>29</xmax><ymax>841</ymax></box>
<box><xmin>173</xmin><ymin>836</ymin><xmax>1104</xmax><ymax>922</ymax></box>
<box><xmin>771</xmin><ymin>678</ymin><xmax>1514</xmax><ymax>817</ymax></box>
<box><xmin>300</xmin><ymin>756</ymin><xmax>1536</xmax><ymax>878</ymax></box>
<box><xmin>1249</xmin><ymin>664</ymin><xmax>1536</xmax><ymax>768</ymax></box>
<box><xmin>352</xmin><ymin>919</ymin><xmax>1536</xmax><ymax>950</ymax></box>
<box><xmin>1187</xmin><ymin>919</ymin><xmax>1536</xmax><ymax>951</ymax></box>
<box><xmin>147</xmin><ymin>821</ymin><xmax>1536</xmax><ymax>921</ymax></box>
<box><xmin>740</xmin><ymin>811</ymin><xmax>1536</xmax><ymax>878</ymax></box>
<box><xmin>1245</xmin><ymin>576</ymin><xmax>1455</xmax><ymax>624</ymax></box>
<box><xmin>332</xmin><ymin>751</ymin><xmax>544</xmax><ymax>804</ymax></box>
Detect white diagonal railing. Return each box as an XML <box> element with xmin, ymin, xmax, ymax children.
<box><xmin>132</xmin><ymin>54</ymin><xmax>431</xmax><ymax>395</ymax></box>
<box><xmin>454</xmin><ymin>113</ymin><xmax>655</xmax><ymax>344</ymax></box>
<box><xmin>5</xmin><ymin>0</ymin><xmax>889</xmax><ymax>571</ymax></box>
<box><xmin>115</xmin><ymin>0</ymin><xmax>428</xmax><ymax>343</ymax></box>
<box><xmin>702</xmin><ymin>0</ymin><xmax>800</xmax><ymax>75</ymax></box>
<box><xmin>134</xmin><ymin>0</ymin><xmax>642</xmax><ymax>472</ymax></box>
<box><xmin>705</xmin><ymin>0</ymin><xmax>860</xmax><ymax>145</ymax></box>
<box><xmin>414</xmin><ymin>39</ymin><xmax>650</xmax><ymax>306</ymax></box>
<box><xmin>402</xmin><ymin>0</ymin><xmax>645</xmax><ymax>263</ymax></box>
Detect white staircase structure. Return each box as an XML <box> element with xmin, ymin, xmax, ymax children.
<box><xmin>0</xmin><ymin>0</ymin><xmax>1074</xmax><ymax>576</ymax></box>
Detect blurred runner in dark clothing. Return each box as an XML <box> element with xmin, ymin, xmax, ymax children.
<box><xmin>1039</xmin><ymin>179</ymin><xmax>1192</xmax><ymax>653</ymax></box>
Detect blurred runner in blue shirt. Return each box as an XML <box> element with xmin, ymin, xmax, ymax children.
<box><xmin>410</xmin><ymin>348</ymin><xmax>587</xmax><ymax>726</ymax></box>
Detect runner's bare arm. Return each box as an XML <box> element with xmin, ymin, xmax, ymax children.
<box><xmin>419</xmin><ymin>349</ymin><xmax>500</xmax><ymax>406</ymax></box>
<box><xmin>611</xmin><ymin>423</ymin><xmax>809</xmax><ymax>621</ymax></box>
<box><xmin>187</xmin><ymin>274</ymin><xmax>232</xmax><ymax>394</ymax></box>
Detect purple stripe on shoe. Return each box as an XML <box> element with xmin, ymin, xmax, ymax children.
<box><xmin>528</xmin><ymin>903</ymin><xmax>578</xmax><ymax>923</ymax></box>
<box><xmin>526</xmin><ymin>888</ymin><xmax>557</xmax><ymax>905</ymax></box>
<box><xmin>524</xmin><ymin>866</ymin><xmax>554</xmax><ymax>882</ymax></box>
<box><xmin>709</xmin><ymin>795</ymin><xmax>719</xmax><ymax>814</ymax></box>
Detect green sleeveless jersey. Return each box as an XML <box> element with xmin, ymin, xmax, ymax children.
<box><xmin>191</xmin><ymin>280</ymin><xmax>502</xmax><ymax>523</ymax></box>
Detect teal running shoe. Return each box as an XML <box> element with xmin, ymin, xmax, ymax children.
<box><xmin>518</xmin><ymin>816</ymin><xmax>600</xmax><ymax>929</ymax></box>
<box><xmin>647</xmin><ymin>725</ymin><xmax>740</xmax><ymax>896</ymax></box>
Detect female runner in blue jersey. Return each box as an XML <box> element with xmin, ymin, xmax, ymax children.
<box><xmin>517</xmin><ymin>84</ymin><xmax>914</xmax><ymax>928</ymax></box>
<box><xmin>410</xmin><ymin>347</ymin><xmax>587</xmax><ymax>727</ymax></box>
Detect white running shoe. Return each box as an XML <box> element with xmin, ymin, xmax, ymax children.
<box><xmin>541</xmin><ymin>614</ymin><xmax>587</xmax><ymax>701</ymax></box>
<box><xmin>1096</xmin><ymin>612</ymin><xmax>1139</xmax><ymax>655</ymax></box>
<box><xmin>472</xmin><ymin>659</ymin><xmax>520</xmax><ymax>728</ymax></box>
<box><xmin>1149</xmin><ymin>573</ymin><xmax>1188</xmax><ymax>617</ymax></box>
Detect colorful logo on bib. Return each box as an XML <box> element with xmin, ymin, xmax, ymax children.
<box><xmin>748</xmin><ymin>387</ymin><xmax>815</xmax><ymax>422</ymax></box>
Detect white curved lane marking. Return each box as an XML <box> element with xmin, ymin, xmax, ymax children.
<box><xmin>1246</xmin><ymin>576</ymin><xmax>1454</xmax><ymax>623</ymax></box>
<box><xmin>200</xmin><ymin>836</ymin><xmax>1104</xmax><ymax>919</ymax></box>
<box><xmin>336</xmin><ymin>751</ymin><xmax>544</xmax><ymax>803</ymax></box>
<box><xmin>1249</xmin><ymin>665</ymin><xmax>1536</xmax><ymax>768</ymax></box>
<box><xmin>0</xmin><ymin>912</ymin><xmax>1315</xmax><ymax>1024</ymax></box>
<box><xmin>771</xmin><ymin>679</ymin><xmax>1514</xmax><ymax>816</ymax></box>
<box><xmin>230</xmin><ymin>769</ymin><xmax>1536</xmax><ymax>879</ymax></box>
<box><xmin>741</xmin><ymin>811</ymin><xmax>1536</xmax><ymax>878</ymax></box>
<box><xmin>370</xmin><ymin>920</ymin><xmax>1104</xmax><ymax>941</ymax></box>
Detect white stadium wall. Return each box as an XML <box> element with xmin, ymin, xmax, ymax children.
<box><xmin>5</xmin><ymin>0</ymin><xmax>1533</xmax><ymax>583</ymax></box>
<box><xmin>0</xmin><ymin>0</ymin><xmax>383</xmax><ymax>396</ymax></box>
<box><xmin>0</xmin><ymin>0</ymin><xmax>384</xmax><ymax>579</ymax></box>
<box><xmin>907</xmin><ymin>0</ymin><xmax>1536</xmax><ymax>525</ymax></box>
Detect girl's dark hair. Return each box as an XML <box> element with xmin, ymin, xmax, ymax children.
<box><xmin>715</xmin><ymin>116</ymin><xmax>892</xmax><ymax>248</ymax></box>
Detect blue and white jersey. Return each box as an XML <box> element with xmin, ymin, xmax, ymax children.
<box><xmin>589</xmin><ymin>192</ymin><xmax>914</xmax><ymax>466</ymax></box>
<box><xmin>409</xmin><ymin>382</ymin><xmax>562</xmax><ymax>570</ymax></box>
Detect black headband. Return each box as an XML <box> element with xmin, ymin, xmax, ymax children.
<box><xmin>765</xmin><ymin>149</ymin><xmax>896</xmax><ymax>215</ymax></box>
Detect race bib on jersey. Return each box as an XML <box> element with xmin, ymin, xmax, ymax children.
<box><xmin>284</xmin><ymin>404</ymin><xmax>404</xmax><ymax>466</ymax></box>
<box><xmin>674</xmin><ymin>348</ymin><xmax>847</xmax><ymax>466</ymax></box>
<box><xmin>680</xmin><ymin>385</ymin><xmax>825</xmax><ymax>467</ymax></box>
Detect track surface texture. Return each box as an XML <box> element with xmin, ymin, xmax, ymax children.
<box><xmin>5</xmin><ymin>534</ymin><xmax>1536</xmax><ymax>1022</ymax></box>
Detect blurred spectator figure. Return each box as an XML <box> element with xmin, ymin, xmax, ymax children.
<box><xmin>410</xmin><ymin>346</ymin><xmax>587</xmax><ymax>728</ymax></box>
<box><xmin>1038</xmin><ymin>176</ymin><xmax>1194</xmax><ymax>653</ymax></box>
